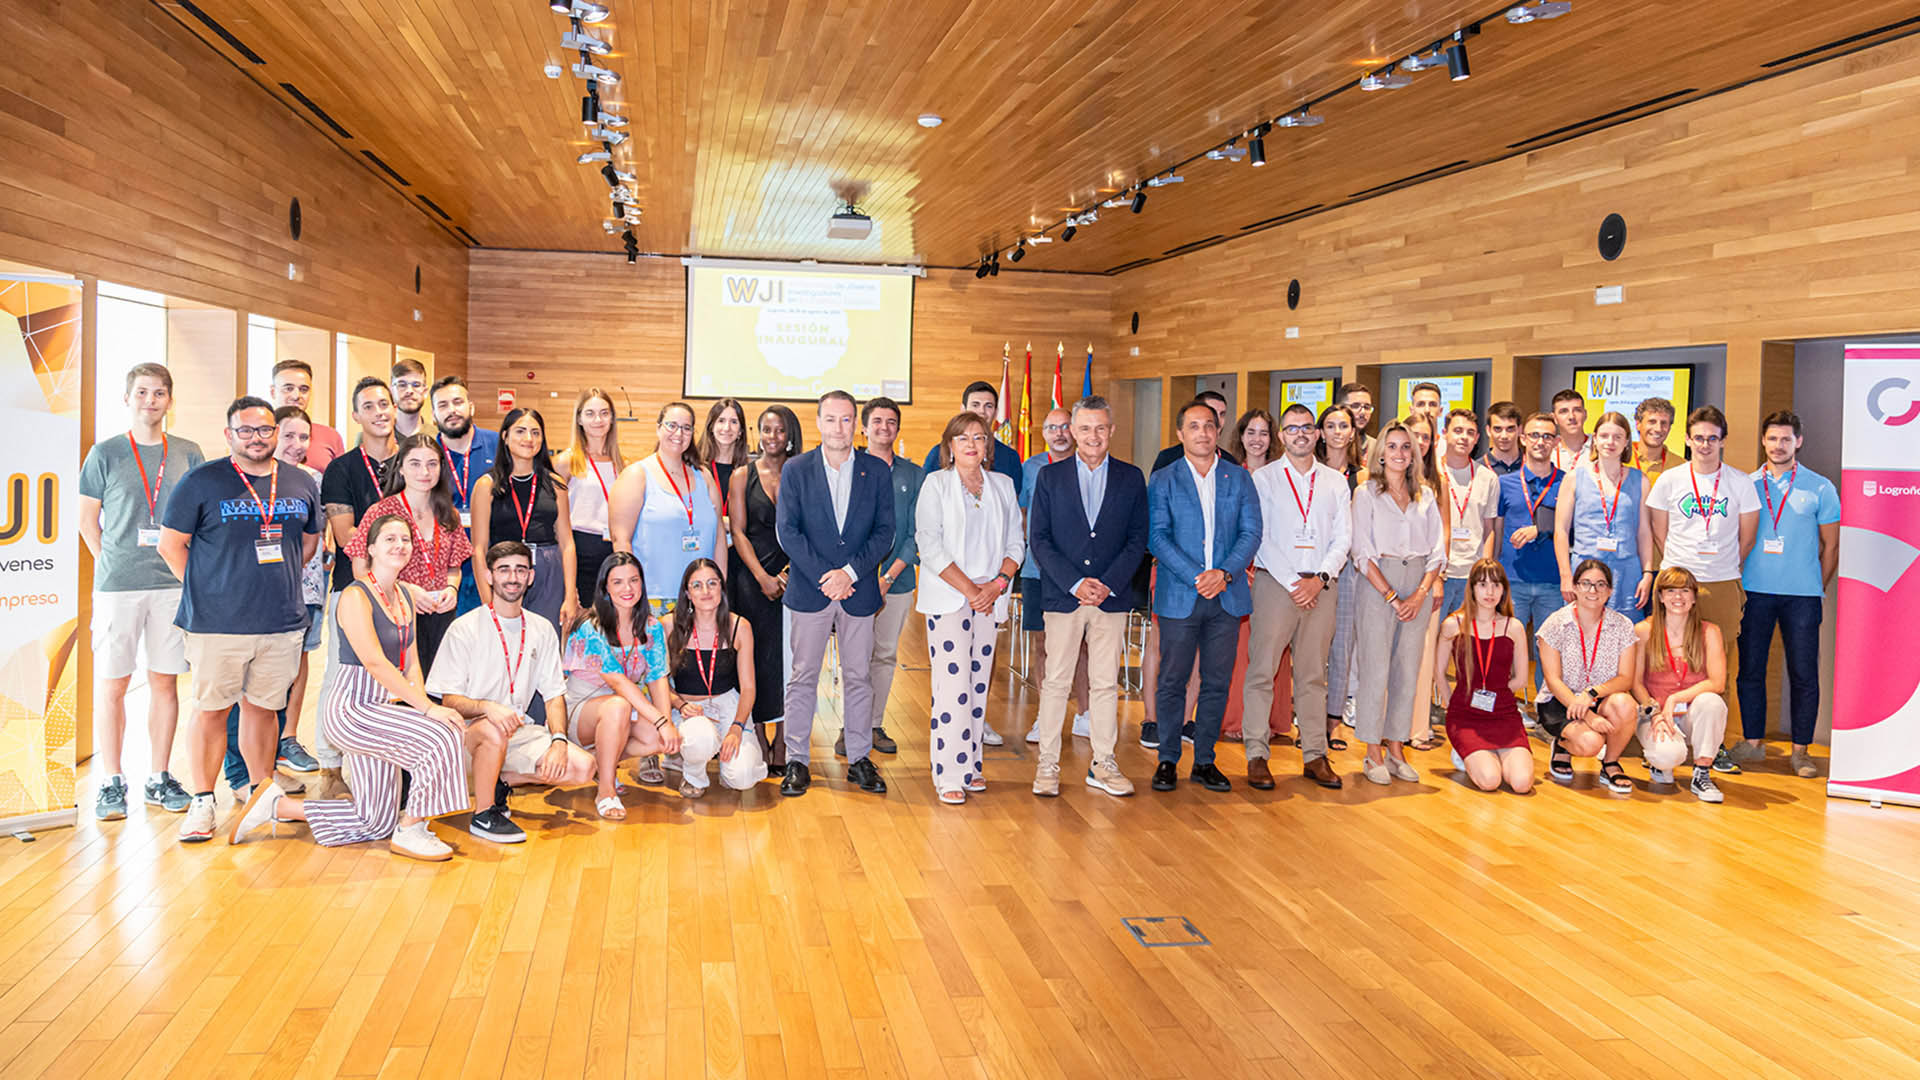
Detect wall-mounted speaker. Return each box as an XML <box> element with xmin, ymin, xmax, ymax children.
<box><xmin>288</xmin><ymin>197</ymin><xmax>302</xmax><ymax>241</ymax></box>
<box><xmin>1598</xmin><ymin>213</ymin><xmax>1626</xmax><ymax>261</ymax></box>
<box><xmin>1286</xmin><ymin>279</ymin><xmax>1301</xmax><ymax>310</ymax></box>
<box><xmin>414</xmin><ymin>265</ymin><xmax>422</xmax><ymax>293</ymax></box>
<box><xmin>1130</xmin><ymin>311</ymin><xmax>1139</xmax><ymax>334</ymax></box>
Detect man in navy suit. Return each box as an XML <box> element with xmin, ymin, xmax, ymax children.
<box><xmin>1147</xmin><ymin>399</ymin><xmax>1262</xmax><ymax>793</ymax></box>
<box><xmin>775</xmin><ymin>390</ymin><xmax>896</xmax><ymax>797</ymax></box>
<box><xmin>1028</xmin><ymin>396</ymin><xmax>1148</xmax><ymax>798</ymax></box>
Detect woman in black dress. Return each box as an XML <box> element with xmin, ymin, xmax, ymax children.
<box><xmin>727</xmin><ymin>405</ymin><xmax>801</xmax><ymax>766</ymax></box>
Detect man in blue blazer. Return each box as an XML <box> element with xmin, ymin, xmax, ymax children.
<box><xmin>775</xmin><ymin>391</ymin><xmax>895</xmax><ymax>797</ymax></box>
<box><xmin>1147</xmin><ymin>399</ymin><xmax>1263</xmax><ymax>793</ymax></box>
<box><xmin>1028</xmin><ymin>396</ymin><xmax>1148</xmax><ymax>798</ymax></box>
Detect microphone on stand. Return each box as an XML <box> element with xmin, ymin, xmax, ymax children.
<box><xmin>617</xmin><ymin>385</ymin><xmax>638</xmax><ymax>422</ymax></box>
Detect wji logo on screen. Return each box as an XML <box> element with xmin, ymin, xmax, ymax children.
<box><xmin>0</xmin><ymin>473</ymin><xmax>59</xmax><ymax>546</ymax></box>
<box><xmin>1867</xmin><ymin>377</ymin><xmax>1920</xmax><ymax>426</ymax></box>
<box><xmin>724</xmin><ymin>276</ymin><xmax>783</xmax><ymax>304</ymax></box>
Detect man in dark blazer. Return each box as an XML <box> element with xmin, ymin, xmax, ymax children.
<box><xmin>1147</xmin><ymin>398</ymin><xmax>1263</xmax><ymax>793</ymax></box>
<box><xmin>775</xmin><ymin>390</ymin><xmax>895</xmax><ymax>797</ymax></box>
<box><xmin>1028</xmin><ymin>396</ymin><xmax>1148</xmax><ymax>798</ymax></box>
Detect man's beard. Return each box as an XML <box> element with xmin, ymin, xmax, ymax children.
<box><xmin>438</xmin><ymin>412</ymin><xmax>471</xmax><ymax>437</ymax></box>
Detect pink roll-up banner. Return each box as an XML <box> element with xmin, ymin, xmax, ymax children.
<box><xmin>1830</xmin><ymin>343</ymin><xmax>1920</xmax><ymax>807</ymax></box>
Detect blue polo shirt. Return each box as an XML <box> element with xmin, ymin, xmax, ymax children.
<box><xmin>1496</xmin><ymin>464</ymin><xmax>1563</xmax><ymax>584</ymax></box>
<box><xmin>1742</xmin><ymin>464</ymin><xmax>1839</xmax><ymax>597</ymax></box>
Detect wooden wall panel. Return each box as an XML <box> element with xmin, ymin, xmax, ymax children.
<box><xmin>0</xmin><ymin>0</ymin><xmax>469</xmax><ymax>369</ymax></box>
<box><xmin>1107</xmin><ymin>35</ymin><xmax>1920</xmax><ymax>463</ymax></box>
<box><xmin>466</xmin><ymin>252</ymin><xmax>1113</xmax><ymax>463</ymax></box>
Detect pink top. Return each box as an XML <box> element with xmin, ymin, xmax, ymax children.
<box><xmin>306</xmin><ymin>423</ymin><xmax>347</xmax><ymax>471</ymax></box>
<box><xmin>1645</xmin><ymin>631</ymin><xmax>1708</xmax><ymax>705</ymax></box>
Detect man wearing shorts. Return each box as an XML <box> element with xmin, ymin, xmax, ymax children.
<box><xmin>78</xmin><ymin>362</ymin><xmax>205</xmax><ymax>819</ymax></box>
<box><xmin>426</xmin><ymin>542</ymin><xmax>595</xmax><ymax>843</ymax></box>
<box><xmin>158</xmin><ymin>396</ymin><xmax>324</xmax><ymax>842</ymax></box>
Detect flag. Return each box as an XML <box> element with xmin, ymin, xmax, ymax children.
<box><xmin>994</xmin><ymin>343</ymin><xmax>1013</xmax><ymax>446</ymax></box>
<box><xmin>1050</xmin><ymin>342</ymin><xmax>1064</xmax><ymax>411</ymax></box>
<box><xmin>1081</xmin><ymin>343</ymin><xmax>1094</xmax><ymax>400</ymax></box>
<box><xmin>1018</xmin><ymin>342</ymin><xmax>1033</xmax><ymax>457</ymax></box>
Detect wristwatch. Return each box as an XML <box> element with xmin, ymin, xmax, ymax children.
<box><xmin>1585</xmin><ymin>687</ymin><xmax>1603</xmax><ymax>703</ymax></box>
<box><xmin>1317</xmin><ymin>571</ymin><xmax>1331</xmax><ymax>585</ymax></box>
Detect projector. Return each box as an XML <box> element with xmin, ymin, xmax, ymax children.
<box><xmin>827</xmin><ymin>209</ymin><xmax>872</xmax><ymax>240</ymax></box>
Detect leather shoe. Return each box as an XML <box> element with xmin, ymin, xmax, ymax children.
<box><xmin>1303</xmin><ymin>757</ymin><xmax>1343</xmax><ymax>789</ymax></box>
<box><xmin>780</xmin><ymin>761</ymin><xmax>811</xmax><ymax>797</ymax></box>
<box><xmin>1150</xmin><ymin>761</ymin><xmax>1177</xmax><ymax>791</ymax></box>
<box><xmin>847</xmin><ymin>757</ymin><xmax>887</xmax><ymax>794</ymax></box>
<box><xmin>1246</xmin><ymin>757</ymin><xmax>1275</xmax><ymax>790</ymax></box>
<box><xmin>1192</xmin><ymin>763</ymin><xmax>1232</xmax><ymax>792</ymax></box>
<box><xmin>872</xmin><ymin>727</ymin><xmax>898</xmax><ymax>754</ymax></box>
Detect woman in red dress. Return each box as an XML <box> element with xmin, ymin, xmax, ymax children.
<box><xmin>1433</xmin><ymin>558</ymin><xmax>1535</xmax><ymax>793</ymax></box>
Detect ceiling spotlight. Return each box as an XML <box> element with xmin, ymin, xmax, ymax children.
<box><xmin>599</xmin><ymin>113</ymin><xmax>628</xmax><ymax>128</ymax></box>
<box><xmin>1401</xmin><ymin>49</ymin><xmax>1446</xmax><ymax>72</ymax></box>
<box><xmin>1009</xmin><ymin>241</ymin><xmax>1026</xmax><ymax>263</ymax></box>
<box><xmin>974</xmin><ymin>258</ymin><xmax>991</xmax><ymax>279</ymax></box>
<box><xmin>592</xmin><ymin>127</ymin><xmax>628</xmax><ymax>144</ymax></box>
<box><xmin>1506</xmin><ymin>1</ymin><xmax>1572</xmax><ymax>23</ymax></box>
<box><xmin>610</xmin><ymin>185</ymin><xmax>636</xmax><ymax>202</ymax></box>
<box><xmin>1061</xmin><ymin>223</ymin><xmax>1076</xmax><ymax>242</ymax></box>
<box><xmin>562</xmin><ymin>29</ymin><xmax>610</xmax><ymax>55</ymax></box>
<box><xmin>1359</xmin><ymin>69</ymin><xmax>1412</xmax><ymax>91</ymax></box>
<box><xmin>1146</xmin><ymin>174</ymin><xmax>1183</xmax><ymax>187</ymax></box>
<box><xmin>612</xmin><ymin>199</ymin><xmax>625</xmax><ymax>217</ymax></box>
<box><xmin>990</xmin><ymin>255</ymin><xmax>1000</xmax><ymax>276</ymax></box>
<box><xmin>1028</xmin><ymin>234</ymin><xmax>1052</xmax><ymax>244</ymax></box>
<box><xmin>1130</xmin><ymin>189</ymin><xmax>1147</xmax><ymax>214</ymax></box>
<box><xmin>1445</xmin><ymin>31</ymin><xmax>1472</xmax><ymax>81</ymax></box>
<box><xmin>1100</xmin><ymin>196</ymin><xmax>1127</xmax><ymax>209</ymax></box>
<box><xmin>599</xmin><ymin>162</ymin><xmax>617</xmax><ymax>184</ymax></box>
<box><xmin>560</xmin><ymin>0</ymin><xmax>610</xmax><ymax>22</ymax></box>
<box><xmin>611</xmin><ymin>167</ymin><xmax>635</xmax><ymax>183</ymax></box>
<box><xmin>1206</xmin><ymin>144</ymin><xmax>1247</xmax><ymax>162</ymax></box>
<box><xmin>577</xmin><ymin>149</ymin><xmax>611</xmax><ymax>163</ymax></box>
<box><xmin>1276</xmin><ymin>110</ymin><xmax>1323</xmax><ymax>128</ymax></box>
<box><xmin>917</xmin><ymin>113</ymin><xmax>943</xmax><ymax>128</ymax></box>
<box><xmin>1080</xmin><ymin>209</ymin><xmax>1097</xmax><ymax>223</ymax></box>
<box><xmin>603</xmin><ymin>221</ymin><xmax>621</xmax><ymax>233</ymax></box>
<box><xmin>572</xmin><ymin>62</ymin><xmax>620</xmax><ymax>86</ymax></box>
<box><xmin>543</xmin><ymin>63</ymin><xmax>563</xmax><ymax>78</ymax></box>
<box><xmin>1249</xmin><ymin>137</ymin><xmax>1266</xmax><ymax>166</ymax></box>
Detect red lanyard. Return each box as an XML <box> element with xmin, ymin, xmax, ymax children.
<box><xmin>399</xmin><ymin>491</ymin><xmax>443</xmax><ymax>570</ymax></box>
<box><xmin>590</xmin><ymin>458</ymin><xmax>612</xmax><ymax>510</ymax></box>
<box><xmin>1593</xmin><ymin>462</ymin><xmax>1625</xmax><ymax>532</ymax></box>
<box><xmin>128</xmin><ymin>433</ymin><xmax>168</xmax><ymax>522</ymax></box>
<box><xmin>489</xmin><ymin>606</ymin><xmax>527</xmax><ymax>698</ymax></box>
<box><xmin>1687</xmin><ymin>466</ymin><xmax>1723</xmax><ymax>533</ymax></box>
<box><xmin>1470</xmin><ymin>615</ymin><xmax>1506</xmax><ymax>689</ymax></box>
<box><xmin>691</xmin><ymin>624</ymin><xmax>718</xmax><ymax>695</ymax></box>
<box><xmin>441</xmin><ymin>439</ymin><xmax>471</xmax><ymax>503</ymax></box>
<box><xmin>506</xmin><ymin>473</ymin><xmax>537</xmax><ymax>540</ymax></box>
<box><xmin>1525</xmin><ymin>466</ymin><xmax>1560</xmax><ymax>521</ymax></box>
<box><xmin>1447</xmin><ymin>461</ymin><xmax>1477</xmax><ymax>521</ymax></box>
<box><xmin>1761</xmin><ymin>465</ymin><xmax>1796</xmax><ymax>535</ymax></box>
<box><xmin>660</xmin><ymin>459</ymin><xmax>695</xmax><ymax>528</ymax></box>
<box><xmin>1661</xmin><ymin>627</ymin><xmax>1688</xmax><ymax>677</ymax></box>
<box><xmin>1283</xmin><ymin>462</ymin><xmax>1316</xmax><ymax>521</ymax></box>
<box><xmin>231</xmin><ymin>459</ymin><xmax>278</xmax><ymax>528</ymax></box>
<box><xmin>370</xmin><ymin>579</ymin><xmax>413</xmax><ymax>655</ymax></box>
<box><xmin>1574</xmin><ymin>611</ymin><xmax>1605</xmax><ymax>682</ymax></box>
<box><xmin>360</xmin><ymin>447</ymin><xmax>386</xmax><ymax>494</ymax></box>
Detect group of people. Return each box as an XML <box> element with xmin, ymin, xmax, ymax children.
<box><xmin>78</xmin><ymin>360</ymin><xmax>1837</xmax><ymax>860</ymax></box>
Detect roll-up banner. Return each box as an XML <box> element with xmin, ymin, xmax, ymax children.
<box><xmin>1830</xmin><ymin>343</ymin><xmax>1920</xmax><ymax>808</ymax></box>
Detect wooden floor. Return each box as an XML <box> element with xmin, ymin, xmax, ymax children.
<box><xmin>6</xmin><ymin>619</ymin><xmax>1920</xmax><ymax>1080</ymax></box>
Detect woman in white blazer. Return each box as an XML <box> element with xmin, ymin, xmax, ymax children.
<box><xmin>915</xmin><ymin>412</ymin><xmax>1024</xmax><ymax>804</ymax></box>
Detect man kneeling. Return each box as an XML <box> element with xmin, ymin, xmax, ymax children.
<box><xmin>425</xmin><ymin>541</ymin><xmax>595</xmax><ymax>841</ymax></box>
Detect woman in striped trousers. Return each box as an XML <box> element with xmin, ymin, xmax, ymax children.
<box><xmin>230</xmin><ymin>512</ymin><xmax>472</xmax><ymax>860</ymax></box>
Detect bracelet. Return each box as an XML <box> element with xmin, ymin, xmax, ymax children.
<box><xmin>652</xmin><ymin>716</ymin><xmax>669</xmax><ymax>730</ymax></box>
<box><xmin>550</xmin><ymin>732</ymin><xmax>571</xmax><ymax>746</ymax></box>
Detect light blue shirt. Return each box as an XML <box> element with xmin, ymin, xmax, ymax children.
<box><xmin>1742</xmin><ymin>464</ymin><xmax>1839</xmax><ymax>597</ymax></box>
<box><xmin>1077</xmin><ymin>454</ymin><xmax>1109</xmax><ymax>525</ymax></box>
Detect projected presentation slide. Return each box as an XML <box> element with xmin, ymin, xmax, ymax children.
<box><xmin>1571</xmin><ymin>365</ymin><xmax>1693</xmax><ymax>456</ymax></box>
<box><xmin>1395</xmin><ymin>374</ymin><xmax>1477</xmax><ymax>419</ymax></box>
<box><xmin>1278</xmin><ymin>378</ymin><xmax>1335</xmax><ymax>415</ymax></box>
<box><xmin>684</xmin><ymin>262</ymin><xmax>914</xmax><ymax>401</ymax></box>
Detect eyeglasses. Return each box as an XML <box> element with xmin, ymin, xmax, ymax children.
<box><xmin>1280</xmin><ymin>424</ymin><xmax>1315</xmax><ymax>435</ymax></box>
<box><xmin>491</xmin><ymin>564</ymin><xmax>534</xmax><ymax>577</ymax></box>
<box><xmin>1042</xmin><ymin>423</ymin><xmax>1070</xmax><ymax>433</ymax></box>
<box><xmin>1689</xmin><ymin>433</ymin><xmax>1723</xmax><ymax>445</ymax></box>
<box><xmin>1573</xmin><ymin>579</ymin><xmax>1611</xmax><ymax>591</ymax></box>
<box><xmin>1346</xmin><ymin>402</ymin><xmax>1374</xmax><ymax>412</ymax></box>
<box><xmin>231</xmin><ymin>425</ymin><xmax>276</xmax><ymax>439</ymax></box>
<box><xmin>1521</xmin><ymin>432</ymin><xmax>1557</xmax><ymax>442</ymax></box>
<box><xmin>660</xmin><ymin>422</ymin><xmax>694</xmax><ymax>435</ymax></box>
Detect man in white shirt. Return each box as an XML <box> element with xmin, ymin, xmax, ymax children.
<box><xmin>1647</xmin><ymin>404</ymin><xmax>1761</xmax><ymax>773</ymax></box>
<box><xmin>390</xmin><ymin>357</ymin><xmax>434</xmax><ymax>438</ymax></box>
<box><xmin>1243</xmin><ymin>404</ymin><xmax>1351</xmax><ymax>790</ymax></box>
<box><xmin>1549</xmin><ymin>389</ymin><xmax>1589</xmax><ymax>471</ymax></box>
<box><xmin>1437</xmin><ymin>408</ymin><xmax>1502</xmax><ymax>614</ymax></box>
<box><xmin>426</xmin><ymin>541</ymin><xmax>595</xmax><ymax>843</ymax></box>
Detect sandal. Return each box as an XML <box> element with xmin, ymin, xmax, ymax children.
<box><xmin>1548</xmin><ymin>739</ymin><xmax>1574</xmax><ymax>782</ymax></box>
<box><xmin>965</xmin><ymin>777</ymin><xmax>987</xmax><ymax>793</ymax></box>
<box><xmin>635</xmin><ymin>755</ymin><xmax>667</xmax><ymax>784</ymax></box>
<box><xmin>938</xmin><ymin>789</ymin><xmax>967</xmax><ymax>806</ymax></box>
<box><xmin>679</xmin><ymin>781</ymin><xmax>705</xmax><ymax>799</ymax></box>
<box><xmin>596</xmin><ymin>794</ymin><xmax>627</xmax><ymax>820</ymax></box>
<box><xmin>1599</xmin><ymin>760</ymin><xmax>1634</xmax><ymax>794</ymax></box>
<box><xmin>1327</xmin><ymin>736</ymin><xmax>1350</xmax><ymax>751</ymax></box>
<box><xmin>1409</xmin><ymin>733</ymin><xmax>1441</xmax><ymax>752</ymax></box>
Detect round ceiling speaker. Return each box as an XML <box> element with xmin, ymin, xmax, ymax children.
<box><xmin>1598</xmin><ymin>213</ymin><xmax>1626</xmax><ymax>261</ymax></box>
<box><xmin>1130</xmin><ymin>311</ymin><xmax>1140</xmax><ymax>335</ymax></box>
<box><xmin>288</xmin><ymin>197</ymin><xmax>302</xmax><ymax>241</ymax></box>
<box><xmin>1287</xmin><ymin>279</ymin><xmax>1301</xmax><ymax>310</ymax></box>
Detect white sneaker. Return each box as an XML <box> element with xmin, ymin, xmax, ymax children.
<box><xmin>229</xmin><ymin>779</ymin><xmax>283</xmax><ymax>844</ymax></box>
<box><xmin>1450</xmin><ymin>749</ymin><xmax>1465</xmax><ymax>771</ymax></box>
<box><xmin>1649</xmin><ymin>766</ymin><xmax>1675</xmax><ymax>785</ymax></box>
<box><xmin>982</xmin><ymin>726</ymin><xmax>1004</xmax><ymax>747</ymax></box>
<box><xmin>178</xmin><ymin>796</ymin><xmax>216</xmax><ymax>843</ymax></box>
<box><xmin>390</xmin><ymin>820</ymin><xmax>453</xmax><ymax>861</ymax></box>
<box><xmin>1024</xmin><ymin>725</ymin><xmax>1040</xmax><ymax>744</ymax></box>
<box><xmin>1072</xmin><ymin>712</ymin><xmax>1092</xmax><ymax>738</ymax></box>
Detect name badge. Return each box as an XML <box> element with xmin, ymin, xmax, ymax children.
<box><xmin>1293</xmin><ymin>527</ymin><xmax>1317</xmax><ymax>550</ymax></box>
<box><xmin>459</xmin><ymin>509</ymin><xmax>473</xmax><ymax>528</ymax></box>
<box><xmin>1762</xmin><ymin>538</ymin><xmax>1785</xmax><ymax>555</ymax></box>
<box><xmin>255</xmin><ymin>540</ymin><xmax>284</xmax><ymax>565</ymax></box>
<box><xmin>1451</xmin><ymin>525</ymin><xmax>1472</xmax><ymax>540</ymax></box>
<box><xmin>1673</xmin><ymin>701</ymin><xmax>1690</xmax><ymax>715</ymax></box>
<box><xmin>1697</xmin><ymin>545</ymin><xmax>1720</xmax><ymax>557</ymax></box>
<box><xmin>137</xmin><ymin>528</ymin><xmax>161</xmax><ymax>548</ymax></box>
<box><xmin>1470</xmin><ymin>688</ymin><xmax>1497</xmax><ymax>712</ymax></box>
<box><xmin>1596</xmin><ymin>536</ymin><xmax>1619</xmax><ymax>553</ymax></box>
<box><xmin>681</xmin><ymin>531</ymin><xmax>701</xmax><ymax>553</ymax></box>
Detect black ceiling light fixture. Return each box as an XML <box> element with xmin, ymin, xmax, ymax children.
<box><xmin>989</xmin><ymin>253</ymin><xmax>1000</xmax><ymax>276</ymax></box>
<box><xmin>1061</xmin><ymin>222</ymin><xmax>1077</xmax><ymax>242</ymax></box>
<box><xmin>1248</xmin><ymin>122</ymin><xmax>1271</xmax><ymax>168</ymax></box>
<box><xmin>1130</xmin><ymin>188</ymin><xmax>1147</xmax><ymax>214</ymax></box>
<box><xmin>1445</xmin><ymin>28</ymin><xmax>1474</xmax><ymax>81</ymax></box>
<box><xmin>1009</xmin><ymin>239</ymin><xmax>1026</xmax><ymax>262</ymax></box>
<box><xmin>975</xmin><ymin>256</ymin><xmax>991</xmax><ymax>279</ymax></box>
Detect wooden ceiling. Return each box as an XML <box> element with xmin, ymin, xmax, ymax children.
<box><xmin>159</xmin><ymin>0</ymin><xmax>1920</xmax><ymax>274</ymax></box>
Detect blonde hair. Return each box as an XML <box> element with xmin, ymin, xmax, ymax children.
<box><xmin>1589</xmin><ymin>411</ymin><xmax>1633</xmax><ymax>466</ymax></box>
<box><xmin>563</xmin><ymin>387</ymin><xmax>626</xmax><ymax>478</ymax></box>
<box><xmin>1368</xmin><ymin>421</ymin><xmax>1431</xmax><ymax>495</ymax></box>
<box><xmin>1645</xmin><ymin>566</ymin><xmax>1709</xmax><ymax>672</ymax></box>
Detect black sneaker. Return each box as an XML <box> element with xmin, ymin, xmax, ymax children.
<box><xmin>1711</xmin><ymin>747</ymin><xmax>1742</xmax><ymax>775</ymax></box>
<box><xmin>470</xmin><ymin>805</ymin><xmax>526</xmax><ymax>843</ymax></box>
<box><xmin>1181</xmin><ymin>721</ymin><xmax>1196</xmax><ymax>745</ymax></box>
<box><xmin>276</xmin><ymin>736</ymin><xmax>319</xmax><ymax>772</ymax></box>
<box><xmin>495</xmin><ymin>779</ymin><xmax>512</xmax><ymax>816</ymax></box>
<box><xmin>1138</xmin><ymin>722</ymin><xmax>1160</xmax><ymax>750</ymax></box>
<box><xmin>95</xmin><ymin>776</ymin><xmax>128</xmax><ymax>821</ymax></box>
<box><xmin>1691</xmin><ymin>769</ymin><xmax>1725</xmax><ymax>804</ymax></box>
<box><xmin>871</xmin><ymin>727</ymin><xmax>898</xmax><ymax>754</ymax></box>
